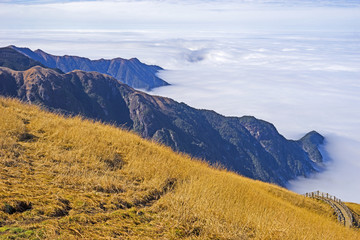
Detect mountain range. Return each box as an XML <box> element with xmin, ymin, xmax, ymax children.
<box><xmin>9</xmin><ymin>45</ymin><xmax>169</xmax><ymax>90</ymax></box>
<box><xmin>0</xmin><ymin>46</ymin><xmax>325</xmax><ymax>186</ymax></box>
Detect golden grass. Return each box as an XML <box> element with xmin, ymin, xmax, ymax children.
<box><xmin>347</xmin><ymin>203</ymin><xmax>360</xmax><ymax>215</ymax></box>
<box><xmin>347</xmin><ymin>202</ymin><xmax>360</xmax><ymax>227</ymax></box>
<box><xmin>0</xmin><ymin>97</ymin><xmax>359</xmax><ymax>239</ymax></box>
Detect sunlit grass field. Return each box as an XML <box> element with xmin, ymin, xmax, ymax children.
<box><xmin>0</xmin><ymin>97</ymin><xmax>359</xmax><ymax>239</ymax></box>
<box><xmin>347</xmin><ymin>202</ymin><xmax>360</xmax><ymax>228</ymax></box>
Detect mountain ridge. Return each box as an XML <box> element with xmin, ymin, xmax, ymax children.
<box><xmin>0</xmin><ymin>65</ymin><xmax>324</xmax><ymax>186</ymax></box>
<box><xmin>10</xmin><ymin>45</ymin><xmax>169</xmax><ymax>90</ymax></box>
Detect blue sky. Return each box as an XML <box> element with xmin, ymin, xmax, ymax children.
<box><xmin>0</xmin><ymin>0</ymin><xmax>94</xmax><ymax>3</ymax></box>
<box><xmin>1</xmin><ymin>0</ymin><xmax>360</xmax><ymax>7</ymax></box>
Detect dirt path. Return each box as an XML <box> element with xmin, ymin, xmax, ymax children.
<box><xmin>332</xmin><ymin>201</ymin><xmax>353</xmax><ymax>227</ymax></box>
<box><xmin>305</xmin><ymin>191</ymin><xmax>354</xmax><ymax>227</ymax></box>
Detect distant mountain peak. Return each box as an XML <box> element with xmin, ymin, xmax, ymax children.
<box><xmin>129</xmin><ymin>57</ymin><xmax>140</xmax><ymax>62</ymax></box>
<box><xmin>34</xmin><ymin>48</ymin><xmax>46</xmax><ymax>53</ymax></box>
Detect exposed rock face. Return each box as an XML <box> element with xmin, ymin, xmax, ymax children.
<box><xmin>0</xmin><ymin>66</ymin><xmax>324</xmax><ymax>186</ymax></box>
<box><xmin>11</xmin><ymin>45</ymin><xmax>169</xmax><ymax>90</ymax></box>
<box><xmin>299</xmin><ymin>131</ymin><xmax>325</xmax><ymax>164</ymax></box>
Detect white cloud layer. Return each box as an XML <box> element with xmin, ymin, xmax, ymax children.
<box><xmin>0</xmin><ymin>0</ymin><xmax>360</xmax><ymax>202</ymax></box>
<box><xmin>0</xmin><ymin>0</ymin><xmax>359</xmax><ymax>31</ymax></box>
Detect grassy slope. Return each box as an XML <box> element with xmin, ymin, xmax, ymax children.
<box><xmin>0</xmin><ymin>97</ymin><xmax>359</xmax><ymax>239</ymax></box>
<box><xmin>348</xmin><ymin>203</ymin><xmax>360</xmax><ymax>215</ymax></box>
<box><xmin>347</xmin><ymin>203</ymin><xmax>360</xmax><ymax>227</ymax></box>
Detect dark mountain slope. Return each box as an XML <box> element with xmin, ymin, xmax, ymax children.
<box><xmin>0</xmin><ymin>66</ymin><xmax>324</xmax><ymax>186</ymax></box>
<box><xmin>10</xmin><ymin>45</ymin><xmax>169</xmax><ymax>90</ymax></box>
<box><xmin>0</xmin><ymin>47</ymin><xmax>46</xmax><ymax>71</ymax></box>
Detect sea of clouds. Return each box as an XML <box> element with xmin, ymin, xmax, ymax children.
<box><xmin>0</xmin><ymin>0</ymin><xmax>359</xmax><ymax>202</ymax></box>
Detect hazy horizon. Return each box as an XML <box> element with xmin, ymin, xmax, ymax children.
<box><xmin>1</xmin><ymin>0</ymin><xmax>360</xmax><ymax>202</ymax></box>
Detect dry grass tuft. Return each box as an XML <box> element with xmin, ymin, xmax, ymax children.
<box><xmin>0</xmin><ymin>97</ymin><xmax>359</xmax><ymax>239</ymax></box>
